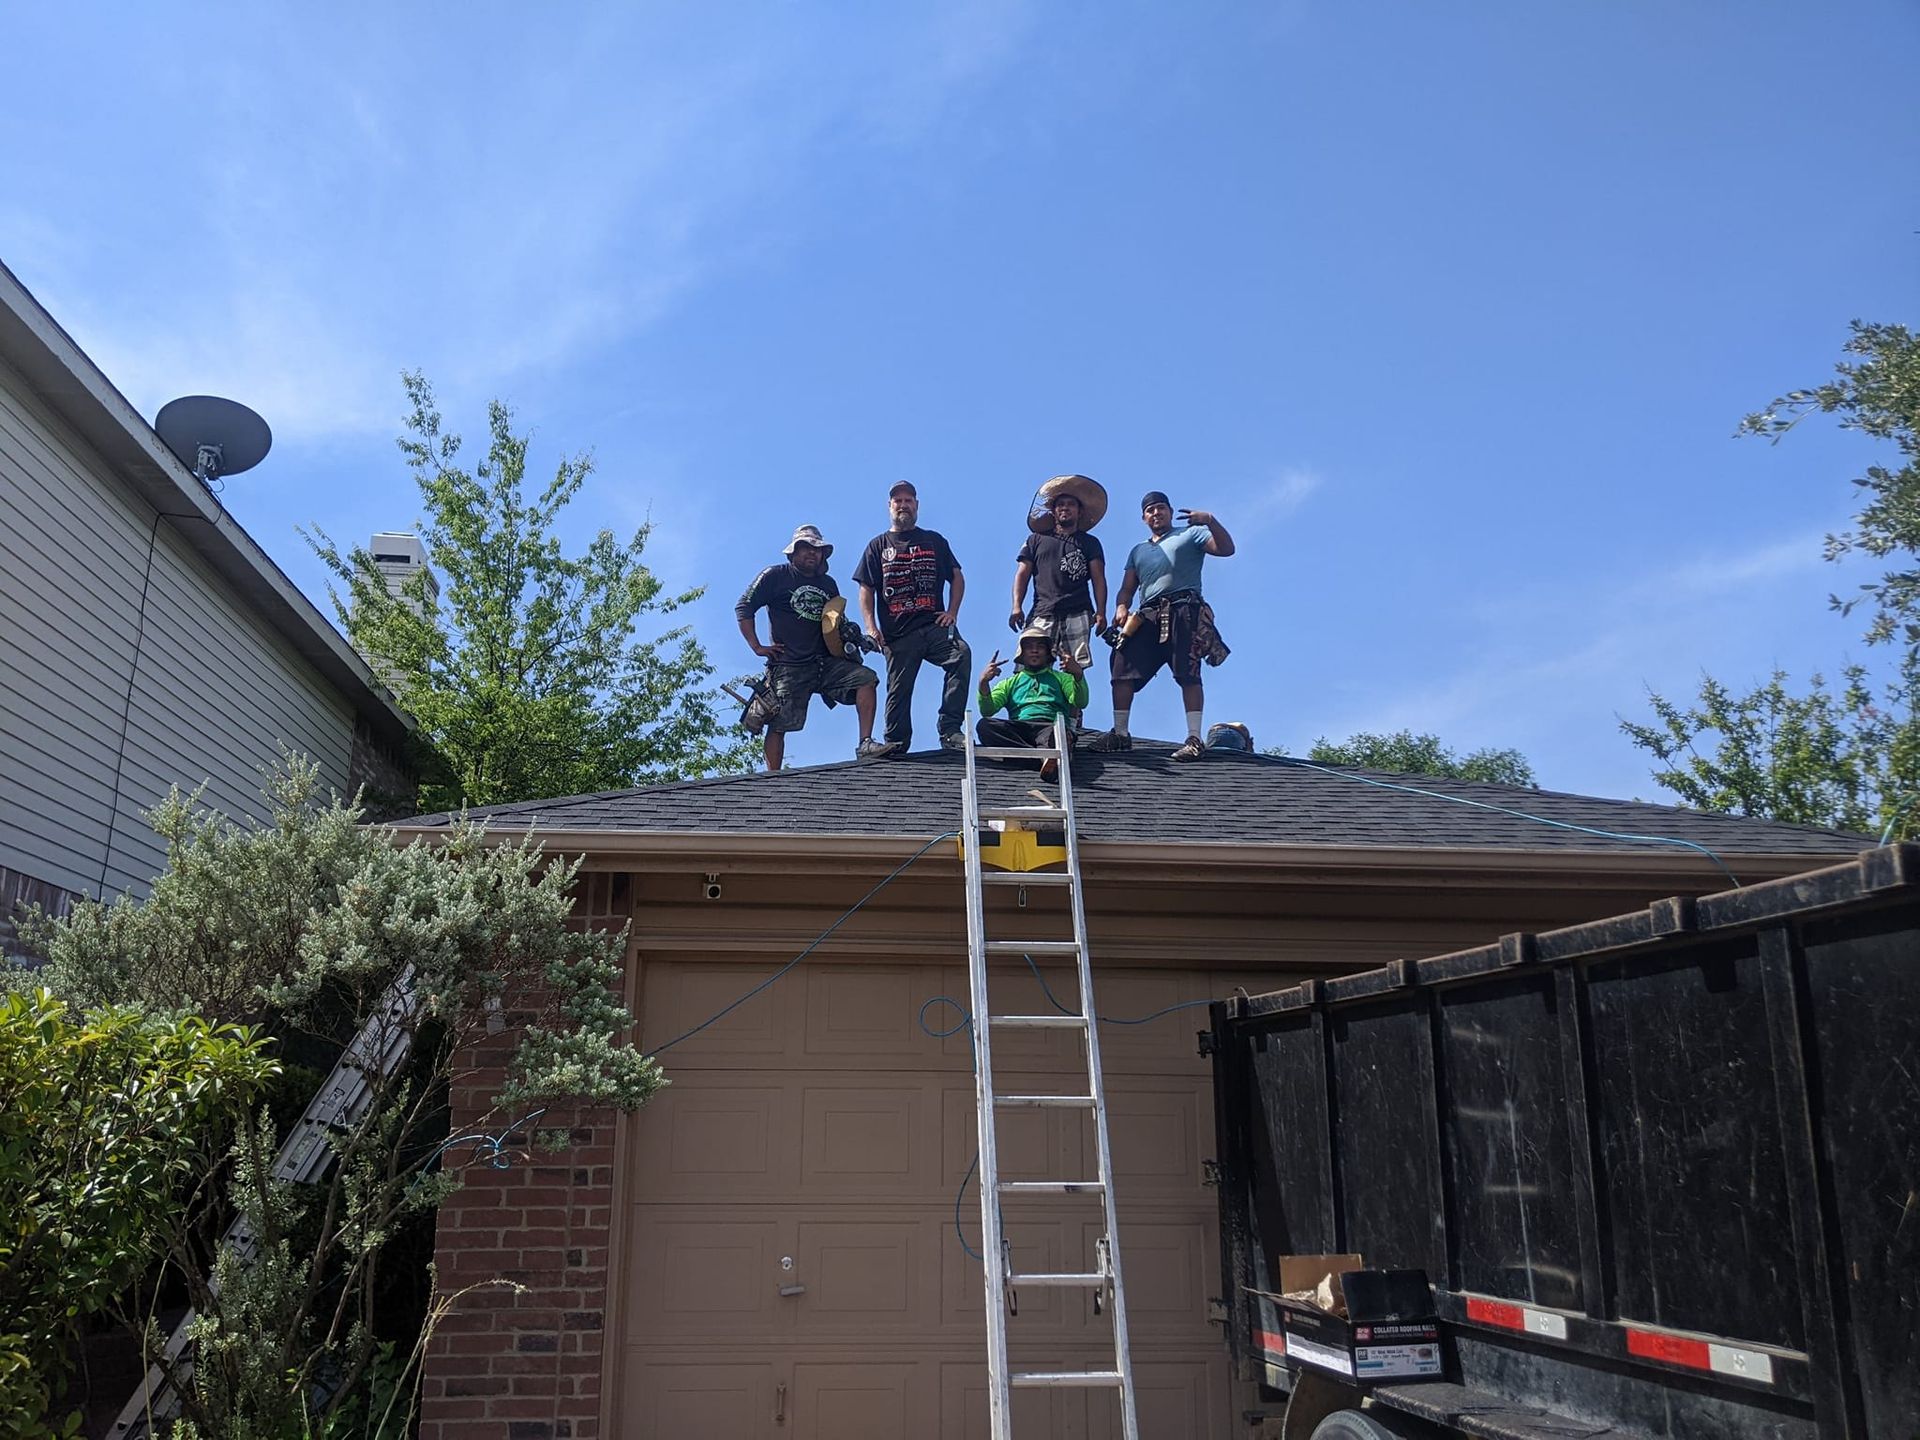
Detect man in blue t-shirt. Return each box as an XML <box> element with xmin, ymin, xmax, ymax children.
<box><xmin>737</xmin><ymin>525</ymin><xmax>897</xmax><ymax>770</ymax></box>
<box><xmin>1086</xmin><ymin>490</ymin><xmax>1236</xmax><ymax>761</ymax></box>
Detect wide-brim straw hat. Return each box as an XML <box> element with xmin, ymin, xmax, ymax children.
<box><xmin>1027</xmin><ymin>474</ymin><xmax>1107</xmax><ymax>534</ymax></box>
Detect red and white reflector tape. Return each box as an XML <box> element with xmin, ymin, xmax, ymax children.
<box><xmin>1464</xmin><ymin>1296</ymin><xmax>1568</xmax><ymax>1341</ymax></box>
<box><xmin>1256</xmin><ymin>1329</ymin><xmax>1287</xmax><ymax>1358</ymax></box>
<box><xmin>1626</xmin><ymin>1328</ymin><xmax>1775</xmax><ymax>1385</ymax></box>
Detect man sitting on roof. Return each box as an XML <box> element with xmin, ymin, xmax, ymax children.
<box><xmin>737</xmin><ymin>525</ymin><xmax>898</xmax><ymax>771</ymax></box>
<box><xmin>975</xmin><ymin>626</ymin><xmax>1088</xmax><ymax>781</ymax></box>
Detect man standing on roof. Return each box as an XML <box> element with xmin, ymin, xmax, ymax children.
<box><xmin>976</xmin><ymin>626</ymin><xmax>1088</xmax><ymax>781</ymax></box>
<box><xmin>1009</xmin><ymin>474</ymin><xmax>1107</xmax><ymax>729</ymax></box>
<box><xmin>1086</xmin><ymin>491</ymin><xmax>1235</xmax><ymax>761</ymax></box>
<box><xmin>854</xmin><ymin>481</ymin><xmax>971</xmax><ymax>751</ymax></box>
<box><xmin>737</xmin><ymin>525</ymin><xmax>897</xmax><ymax>771</ymax></box>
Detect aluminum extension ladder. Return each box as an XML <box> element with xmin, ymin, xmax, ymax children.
<box><xmin>960</xmin><ymin>718</ymin><xmax>1139</xmax><ymax>1440</ymax></box>
<box><xmin>109</xmin><ymin>967</ymin><xmax>422</xmax><ymax>1438</ymax></box>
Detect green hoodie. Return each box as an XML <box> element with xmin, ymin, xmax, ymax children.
<box><xmin>981</xmin><ymin>666</ymin><xmax>1088</xmax><ymax>722</ymax></box>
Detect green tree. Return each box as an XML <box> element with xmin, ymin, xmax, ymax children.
<box><xmin>1277</xmin><ymin>729</ymin><xmax>1538</xmax><ymax>787</ymax></box>
<box><xmin>1625</xmin><ymin>321</ymin><xmax>1920</xmax><ymax>836</ymax></box>
<box><xmin>308</xmin><ymin>372</ymin><xmax>752</xmax><ymax>813</ymax></box>
<box><xmin>0</xmin><ymin>992</ymin><xmax>276</xmax><ymax>1434</ymax></box>
<box><xmin>1621</xmin><ymin>662</ymin><xmax>1919</xmax><ymax>837</ymax></box>
<box><xmin>1739</xmin><ymin>321</ymin><xmax>1920</xmax><ymax>646</ymax></box>
<box><xmin>18</xmin><ymin>759</ymin><xmax>664</xmax><ymax>1437</ymax></box>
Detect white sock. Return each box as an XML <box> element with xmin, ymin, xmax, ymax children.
<box><xmin>1185</xmin><ymin>710</ymin><xmax>1203</xmax><ymax>740</ymax></box>
<box><xmin>1111</xmin><ymin>709</ymin><xmax>1130</xmax><ymax>736</ymax></box>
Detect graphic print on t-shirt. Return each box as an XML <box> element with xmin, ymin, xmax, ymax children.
<box><xmin>788</xmin><ymin>584</ymin><xmax>829</xmax><ymax>622</ymax></box>
<box><xmin>877</xmin><ymin>538</ymin><xmax>944</xmax><ymax>625</ymax></box>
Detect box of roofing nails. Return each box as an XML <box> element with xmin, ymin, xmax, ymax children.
<box><xmin>1250</xmin><ymin>1254</ymin><xmax>1442</xmax><ymax>1383</ymax></box>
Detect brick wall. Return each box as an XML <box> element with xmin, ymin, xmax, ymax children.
<box><xmin>418</xmin><ymin>872</ymin><xmax>632</xmax><ymax>1440</ymax></box>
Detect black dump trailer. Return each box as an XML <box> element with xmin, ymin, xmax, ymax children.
<box><xmin>1206</xmin><ymin>844</ymin><xmax>1920</xmax><ymax>1440</ymax></box>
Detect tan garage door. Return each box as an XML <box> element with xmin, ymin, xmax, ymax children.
<box><xmin>614</xmin><ymin>954</ymin><xmax>1245</xmax><ymax>1439</ymax></box>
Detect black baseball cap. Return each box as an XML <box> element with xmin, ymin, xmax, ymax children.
<box><xmin>889</xmin><ymin>480</ymin><xmax>917</xmax><ymax>498</ymax></box>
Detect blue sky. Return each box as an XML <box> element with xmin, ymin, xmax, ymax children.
<box><xmin>5</xmin><ymin>2</ymin><xmax>1915</xmax><ymax>797</ymax></box>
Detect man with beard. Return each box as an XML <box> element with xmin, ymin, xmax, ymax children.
<box><xmin>854</xmin><ymin>481</ymin><xmax>971</xmax><ymax>751</ymax></box>
<box><xmin>1086</xmin><ymin>491</ymin><xmax>1235</xmax><ymax>761</ymax></box>
<box><xmin>737</xmin><ymin>525</ymin><xmax>896</xmax><ymax>770</ymax></box>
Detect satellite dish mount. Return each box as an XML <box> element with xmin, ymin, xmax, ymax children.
<box><xmin>155</xmin><ymin>395</ymin><xmax>273</xmax><ymax>491</ymax></box>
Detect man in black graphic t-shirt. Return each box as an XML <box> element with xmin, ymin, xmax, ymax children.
<box><xmin>737</xmin><ymin>525</ymin><xmax>896</xmax><ymax>770</ymax></box>
<box><xmin>853</xmin><ymin>481</ymin><xmax>971</xmax><ymax>750</ymax></box>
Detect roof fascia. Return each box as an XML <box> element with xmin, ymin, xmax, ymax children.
<box><xmin>383</xmin><ymin>823</ymin><xmax>1845</xmax><ymax>889</ymax></box>
<box><xmin>0</xmin><ymin>262</ymin><xmax>412</xmax><ymax>744</ymax></box>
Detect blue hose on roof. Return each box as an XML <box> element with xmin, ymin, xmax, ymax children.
<box><xmin>1267</xmin><ymin>756</ymin><xmax>1741</xmax><ymax>888</ymax></box>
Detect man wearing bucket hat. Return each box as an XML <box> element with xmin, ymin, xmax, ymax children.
<box><xmin>853</xmin><ymin>481</ymin><xmax>971</xmax><ymax>751</ymax></box>
<box><xmin>1009</xmin><ymin>474</ymin><xmax>1109</xmax><ymax>697</ymax></box>
<box><xmin>736</xmin><ymin>524</ymin><xmax>897</xmax><ymax>770</ymax></box>
<box><xmin>1086</xmin><ymin>491</ymin><xmax>1235</xmax><ymax>761</ymax></box>
<box><xmin>975</xmin><ymin>625</ymin><xmax>1089</xmax><ymax>782</ymax></box>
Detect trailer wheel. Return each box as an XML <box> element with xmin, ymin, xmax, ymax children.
<box><xmin>1308</xmin><ymin>1409</ymin><xmax>1426</xmax><ymax>1440</ymax></box>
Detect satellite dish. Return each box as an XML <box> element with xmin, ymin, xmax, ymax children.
<box><xmin>155</xmin><ymin>395</ymin><xmax>272</xmax><ymax>487</ymax></box>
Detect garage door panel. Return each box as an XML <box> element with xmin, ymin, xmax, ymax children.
<box><xmin>1085</xmin><ymin>1082</ymin><xmax>1210</xmax><ymax>1196</ymax></box>
<box><xmin>790</xmin><ymin>1358</ymin><xmax>923</xmax><ymax>1439</ymax></box>
<box><xmin>625</xmin><ymin>1216</ymin><xmax>788</xmax><ymax>1339</ymax></box>
<box><xmin>943</xmin><ymin>1081</ymin><xmax>1068</xmax><ymax>1185</ymax></box>
<box><xmin>643</xmin><ymin>962</ymin><xmax>789</xmax><ymax>1061</ymax></box>
<box><xmin>806</xmin><ymin>965</ymin><xmax>936</xmax><ymax>1058</ymax></box>
<box><xmin>632</xmin><ymin>1081</ymin><xmax>792</xmax><ymax>1197</ymax></box>
<box><xmin>1085</xmin><ymin>1356</ymin><xmax>1225</xmax><ymax>1439</ymax></box>
<box><xmin>621</xmin><ymin>1358</ymin><xmax>777</xmax><ymax>1440</ymax></box>
<box><xmin>942</xmin><ymin>1219</ymin><xmax>1072</xmax><ymax>1328</ymax></box>
<box><xmin>940</xmin><ymin>1358</ymin><xmax>1083</xmax><ymax>1439</ymax></box>
<box><xmin>1088</xmin><ymin>1217</ymin><xmax>1211</xmax><ymax>1333</ymax></box>
<box><xmin>799</xmin><ymin>1081</ymin><xmax>939</xmax><ymax>1195</ymax></box>
<box><xmin>1086</xmin><ymin>973</ymin><xmax>1215</xmax><ymax>1069</ymax></box>
<box><xmin>792</xmin><ymin>1218</ymin><xmax>931</xmax><ymax>1332</ymax></box>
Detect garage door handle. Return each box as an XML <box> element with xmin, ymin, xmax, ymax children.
<box><xmin>774</xmin><ymin>1381</ymin><xmax>786</xmax><ymax>1425</ymax></box>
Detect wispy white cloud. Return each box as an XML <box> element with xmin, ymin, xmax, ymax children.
<box><xmin>1240</xmin><ymin>467</ymin><xmax>1322</xmax><ymax>529</ymax></box>
<box><xmin>1</xmin><ymin>7</ymin><xmax>1039</xmax><ymax>444</ymax></box>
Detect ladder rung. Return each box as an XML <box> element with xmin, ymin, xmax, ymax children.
<box><xmin>980</xmin><ymin>871</ymin><xmax>1072</xmax><ymax>886</ymax></box>
<box><xmin>973</xmin><ymin>746</ymin><xmax>1062</xmax><ymax>760</ymax></box>
<box><xmin>1012</xmin><ymin>1370</ymin><xmax>1124</xmax><ymax>1387</ymax></box>
<box><xmin>985</xmin><ymin>940</ymin><xmax>1080</xmax><ymax>956</ymax></box>
<box><xmin>988</xmin><ymin>1013</ymin><xmax>1087</xmax><ymax>1028</ymax></box>
<box><xmin>1009</xmin><ymin>1271</ymin><xmax>1104</xmax><ymax>1287</ymax></box>
<box><xmin>996</xmin><ymin>1093</ymin><xmax>1096</xmax><ymax>1108</ymax></box>
<box><xmin>997</xmin><ymin>1180</ymin><xmax>1104</xmax><ymax>1195</ymax></box>
<box><xmin>979</xmin><ymin>806</ymin><xmax>1068</xmax><ymax>822</ymax></box>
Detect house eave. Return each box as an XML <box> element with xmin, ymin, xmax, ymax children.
<box><xmin>383</xmin><ymin>821</ymin><xmax>1850</xmax><ymax>889</ymax></box>
<box><xmin>0</xmin><ymin>260</ymin><xmax>414</xmax><ymax>746</ymax></box>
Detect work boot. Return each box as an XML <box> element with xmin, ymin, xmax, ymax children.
<box><xmin>1085</xmin><ymin>730</ymin><xmax>1132</xmax><ymax>753</ymax></box>
<box><xmin>855</xmin><ymin>737</ymin><xmax>899</xmax><ymax>761</ymax></box>
<box><xmin>1171</xmin><ymin>735</ymin><xmax>1205</xmax><ymax>761</ymax></box>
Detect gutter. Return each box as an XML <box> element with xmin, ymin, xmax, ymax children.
<box><xmin>382</xmin><ymin>822</ymin><xmax>1851</xmax><ymax>890</ymax></box>
<box><xmin>0</xmin><ymin>261</ymin><xmax>414</xmax><ymax>747</ymax></box>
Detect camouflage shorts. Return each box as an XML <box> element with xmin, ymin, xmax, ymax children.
<box><xmin>766</xmin><ymin>656</ymin><xmax>879</xmax><ymax>733</ymax></box>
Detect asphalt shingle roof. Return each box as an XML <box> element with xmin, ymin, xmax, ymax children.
<box><xmin>397</xmin><ymin>742</ymin><xmax>1871</xmax><ymax>859</ymax></box>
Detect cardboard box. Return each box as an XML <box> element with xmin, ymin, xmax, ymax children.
<box><xmin>1249</xmin><ymin>1255</ymin><xmax>1442</xmax><ymax>1383</ymax></box>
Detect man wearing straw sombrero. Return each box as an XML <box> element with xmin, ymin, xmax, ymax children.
<box><xmin>736</xmin><ymin>524</ymin><xmax>898</xmax><ymax>771</ymax></box>
<box><xmin>1008</xmin><ymin>474</ymin><xmax>1108</xmax><ymax>728</ymax></box>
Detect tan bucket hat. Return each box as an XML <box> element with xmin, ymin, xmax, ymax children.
<box><xmin>784</xmin><ymin>524</ymin><xmax>833</xmax><ymax>559</ymax></box>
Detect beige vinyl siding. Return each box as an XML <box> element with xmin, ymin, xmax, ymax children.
<box><xmin>0</xmin><ymin>358</ymin><xmax>355</xmax><ymax>899</ymax></box>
